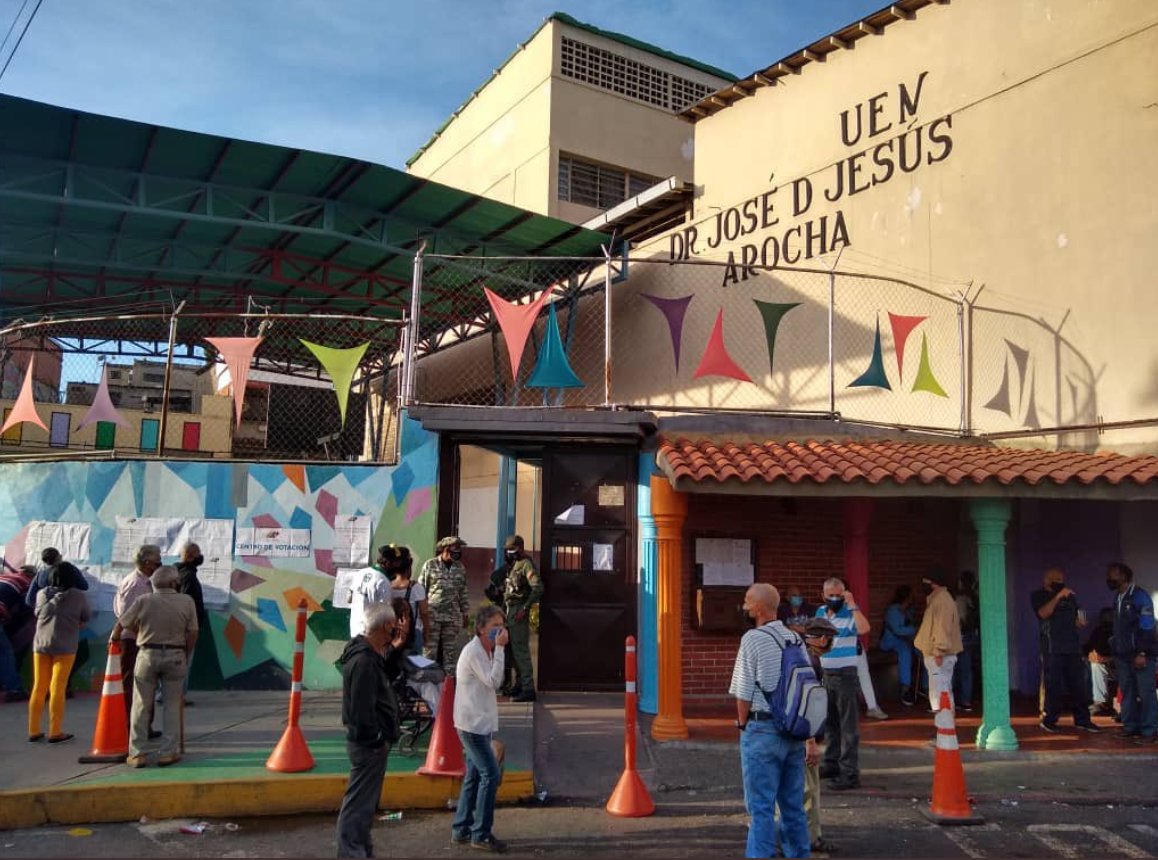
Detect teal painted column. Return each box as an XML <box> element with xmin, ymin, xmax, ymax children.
<box><xmin>637</xmin><ymin>454</ymin><xmax>658</xmax><ymax>714</ymax></box>
<box><xmin>970</xmin><ymin>498</ymin><xmax>1018</xmax><ymax>751</ymax></box>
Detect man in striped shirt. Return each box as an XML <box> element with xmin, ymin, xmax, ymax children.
<box><xmin>816</xmin><ymin>577</ymin><xmax>870</xmax><ymax>790</ymax></box>
<box><xmin>729</xmin><ymin>583</ymin><xmax>809</xmax><ymax>859</ymax></box>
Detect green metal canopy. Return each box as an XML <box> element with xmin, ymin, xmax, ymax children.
<box><xmin>0</xmin><ymin>94</ymin><xmax>609</xmax><ymax>334</ymax></box>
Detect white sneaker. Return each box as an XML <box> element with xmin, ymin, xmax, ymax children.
<box><xmin>866</xmin><ymin>708</ymin><xmax>889</xmax><ymax>720</ymax></box>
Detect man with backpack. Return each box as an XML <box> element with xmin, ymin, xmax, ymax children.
<box><xmin>730</xmin><ymin>582</ymin><xmax>826</xmax><ymax>859</ymax></box>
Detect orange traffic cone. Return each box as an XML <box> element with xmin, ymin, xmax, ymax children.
<box><xmin>267</xmin><ymin>600</ymin><xmax>315</xmax><ymax>773</ymax></box>
<box><xmin>922</xmin><ymin>691</ymin><xmax>983</xmax><ymax>825</ymax></box>
<box><xmin>417</xmin><ymin>676</ymin><xmax>465</xmax><ymax>777</ymax></box>
<box><xmin>78</xmin><ymin>641</ymin><xmax>130</xmax><ymax>763</ymax></box>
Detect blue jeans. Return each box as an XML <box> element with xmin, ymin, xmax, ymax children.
<box><xmin>955</xmin><ymin>632</ymin><xmax>979</xmax><ymax>704</ymax></box>
<box><xmin>453</xmin><ymin>730</ymin><xmax>501</xmax><ymax>843</ymax></box>
<box><xmin>0</xmin><ymin>626</ymin><xmax>24</xmax><ymax>693</ymax></box>
<box><xmin>740</xmin><ymin>722</ymin><xmax>810</xmax><ymax>859</ymax></box>
<box><xmin>1117</xmin><ymin>656</ymin><xmax>1158</xmax><ymax>738</ymax></box>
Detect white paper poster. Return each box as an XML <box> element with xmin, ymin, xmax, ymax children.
<box><xmin>332</xmin><ymin>516</ymin><xmax>374</xmax><ymax>566</ymax></box>
<box><xmin>333</xmin><ymin>567</ymin><xmax>363</xmax><ymax>609</ymax></box>
<box><xmin>80</xmin><ymin>565</ymin><xmax>117</xmax><ymax>612</ymax></box>
<box><xmin>593</xmin><ymin>543</ymin><xmax>615</xmax><ymax>572</ymax></box>
<box><xmin>26</xmin><ymin>521</ymin><xmax>91</xmax><ymax>562</ymax></box>
<box><xmin>696</xmin><ymin>538</ymin><xmax>754</xmax><ymax>587</ymax></box>
<box><xmin>235</xmin><ymin>527</ymin><xmax>312</xmax><ymax>558</ymax></box>
<box><xmin>113</xmin><ymin>516</ymin><xmax>233</xmax><ymax>561</ymax></box>
<box><xmin>554</xmin><ymin>504</ymin><xmax>585</xmax><ymax>526</ymax></box>
<box><xmin>199</xmin><ymin>553</ymin><xmax>233</xmax><ymax>609</ymax></box>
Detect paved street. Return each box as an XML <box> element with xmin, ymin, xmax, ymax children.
<box><xmin>2</xmin><ymin>795</ymin><xmax>1157</xmax><ymax>858</ymax></box>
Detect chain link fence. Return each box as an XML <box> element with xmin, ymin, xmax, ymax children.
<box><xmin>0</xmin><ymin>312</ymin><xmax>403</xmax><ymax>462</ymax></box>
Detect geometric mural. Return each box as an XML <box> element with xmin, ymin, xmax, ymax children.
<box><xmin>0</xmin><ymin>413</ymin><xmax>439</xmax><ymax>692</ymax></box>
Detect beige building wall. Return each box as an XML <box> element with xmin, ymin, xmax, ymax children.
<box><xmin>409</xmin><ymin>18</ymin><xmax>727</xmax><ymax>222</ymax></box>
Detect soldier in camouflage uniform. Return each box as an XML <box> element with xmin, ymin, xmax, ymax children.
<box><xmin>493</xmin><ymin>535</ymin><xmax>542</xmax><ymax>702</ymax></box>
<box><xmin>416</xmin><ymin>536</ymin><xmax>470</xmax><ymax>677</ymax></box>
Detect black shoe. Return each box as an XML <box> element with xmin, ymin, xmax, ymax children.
<box><xmin>958</xmin><ymin>702</ymin><xmax>974</xmax><ymax>713</ymax></box>
<box><xmin>900</xmin><ymin>692</ymin><xmax>915</xmax><ymax>707</ymax></box>
<box><xmin>148</xmin><ymin>729</ymin><xmax>163</xmax><ymax>740</ymax></box>
<box><xmin>498</xmin><ymin>686</ymin><xmax>514</xmax><ymax>698</ymax></box>
<box><xmin>47</xmin><ymin>733</ymin><xmax>75</xmax><ymax>744</ymax></box>
<box><xmin>470</xmin><ymin>835</ymin><xmax>508</xmax><ymax>853</ymax></box>
<box><xmin>811</xmin><ymin>837</ymin><xmax>836</xmax><ymax>854</ymax></box>
<box><xmin>1076</xmin><ymin>722</ymin><xmax>1101</xmax><ymax>733</ymax></box>
<box><xmin>1039</xmin><ymin>720</ymin><xmax>1060</xmax><ymax>734</ymax></box>
<box><xmin>828</xmin><ymin>776</ymin><xmax>861</xmax><ymax>791</ymax></box>
<box><xmin>452</xmin><ymin>833</ymin><xmax>471</xmax><ymax>845</ymax></box>
<box><xmin>1134</xmin><ymin>735</ymin><xmax>1157</xmax><ymax>746</ymax></box>
<box><xmin>818</xmin><ymin>766</ymin><xmax>840</xmax><ymax>780</ymax></box>
<box><xmin>511</xmin><ymin>690</ymin><xmax>536</xmax><ymax>703</ymax></box>
<box><xmin>1116</xmin><ymin>728</ymin><xmax>1140</xmax><ymax>738</ymax></box>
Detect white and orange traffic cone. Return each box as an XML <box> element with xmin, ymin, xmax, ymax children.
<box><xmin>78</xmin><ymin>640</ymin><xmax>130</xmax><ymax>763</ymax></box>
<box><xmin>267</xmin><ymin>599</ymin><xmax>315</xmax><ymax>773</ymax></box>
<box><xmin>606</xmin><ymin>636</ymin><xmax>654</xmax><ymax>817</ymax></box>
<box><xmin>922</xmin><ymin>691</ymin><xmax>983</xmax><ymax>825</ymax></box>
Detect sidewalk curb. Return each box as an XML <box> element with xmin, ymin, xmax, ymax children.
<box><xmin>0</xmin><ymin>770</ymin><xmax>534</xmax><ymax>830</ymax></box>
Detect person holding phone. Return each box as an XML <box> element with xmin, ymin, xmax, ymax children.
<box><xmin>452</xmin><ymin>605</ymin><xmax>510</xmax><ymax>853</ymax></box>
<box><xmin>1031</xmin><ymin>567</ymin><xmax>1099</xmax><ymax>734</ymax></box>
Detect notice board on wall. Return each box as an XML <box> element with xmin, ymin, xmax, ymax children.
<box><xmin>694</xmin><ymin>537</ymin><xmax>755</xmax><ymax>587</ymax></box>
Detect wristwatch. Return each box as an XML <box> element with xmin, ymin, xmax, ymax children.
<box><xmin>734</xmin><ymin>719</ymin><xmax>747</xmax><ymax>731</ymax></box>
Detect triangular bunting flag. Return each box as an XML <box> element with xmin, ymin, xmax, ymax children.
<box><xmin>983</xmin><ymin>357</ymin><xmax>1012</xmax><ymax>416</ymax></box>
<box><xmin>888</xmin><ymin>313</ymin><xmax>927</xmax><ymax>383</ymax></box>
<box><xmin>300</xmin><ymin>340</ymin><xmax>370</xmax><ymax>427</ymax></box>
<box><xmin>74</xmin><ymin>364</ymin><xmax>131</xmax><ymax>432</ymax></box>
<box><xmin>527</xmin><ymin>303</ymin><xmax>583</xmax><ymax>389</ymax></box>
<box><xmin>1</xmin><ymin>355</ymin><xmax>48</xmax><ymax>434</ymax></box>
<box><xmin>911</xmin><ymin>332</ymin><xmax>948</xmax><ymax>397</ymax></box>
<box><xmin>641</xmin><ymin>293</ymin><xmax>693</xmax><ymax>373</ymax></box>
<box><xmin>753</xmin><ymin>300</ymin><xmax>800</xmax><ymax>376</ymax></box>
<box><xmin>484</xmin><ymin>286</ymin><xmax>555</xmax><ymax>380</ymax></box>
<box><xmin>205</xmin><ymin>336</ymin><xmax>263</xmax><ymax>427</ymax></box>
<box><xmin>693</xmin><ymin>309</ymin><xmax>752</xmax><ymax>383</ymax></box>
<box><xmin>848</xmin><ymin>315</ymin><xmax>892</xmax><ymax>390</ymax></box>
<box><xmin>1005</xmin><ymin>339</ymin><xmax>1030</xmax><ymax>410</ymax></box>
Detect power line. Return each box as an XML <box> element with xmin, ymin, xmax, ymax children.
<box><xmin>0</xmin><ymin>0</ymin><xmax>31</xmax><ymax>60</ymax></box>
<box><xmin>0</xmin><ymin>0</ymin><xmax>45</xmax><ymax>85</ymax></box>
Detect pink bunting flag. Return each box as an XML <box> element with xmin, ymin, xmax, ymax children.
<box><xmin>1</xmin><ymin>355</ymin><xmax>48</xmax><ymax>434</ymax></box>
<box><xmin>75</xmin><ymin>364</ymin><xmax>132</xmax><ymax>432</ymax></box>
<box><xmin>483</xmin><ymin>286</ymin><xmax>555</xmax><ymax>381</ymax></box>
<box><xmin>887</xmin><ymin>313</ymin><xmax>927</xmax><ymax>383</ymax></box>
<box><xmin>205</xmin><ymin>336</ymin><xmax>263</xmax><ymax>427</ymax></box>
<box><xmin>693</xmin><ymin>309</ymin><xmax>752</xmax><ymax>383</ymax></box>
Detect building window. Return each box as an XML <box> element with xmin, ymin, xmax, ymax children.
<box><xmin>560</xmin><ymin>36</ymin><xmax>716</xmax><ymax>113</ymax></box>
<box><xmin>558</xmin><ymin>154</ymin><xmax>659</xmax><ymax>209</ymax></box>
<box><xmin>142</xmin><ymin>371</ymin><xmax>165</xmax><ymax>385</ymax></box>
<box><xmin>552</xmin><ymin>544</ymin><xmax>585</xmax><ymax>572</ymax></box>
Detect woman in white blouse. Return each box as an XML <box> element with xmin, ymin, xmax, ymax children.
<box><xmin>451</xmin><ymin>604</ymin><xmax>509</xmax><ymax>853</ymax></box>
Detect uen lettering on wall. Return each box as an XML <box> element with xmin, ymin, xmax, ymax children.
<box><xmin>235</xmin><ymin>527</ymin><xmax>312</xmax><ymax>558</ymax></box>
<box><xmin>670</xmin><ymin>72</ymin><xmax>953</xmax><ymax>285</ymax></box>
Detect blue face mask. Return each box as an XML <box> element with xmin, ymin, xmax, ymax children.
<box><xmin>789</xmin><ymin>596</ymin><xmax>804</xmax><ymax>608</ymax></box>
<box><xmin>488</xmin><ymin>627</ymin><xmax>501</xmax><ymax>642</ymax></box>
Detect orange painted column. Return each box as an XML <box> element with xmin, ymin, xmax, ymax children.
<box><xmin>650</xmin><ymin>475</ymin><xmax>689</xmax><ymax>741</ymax></box>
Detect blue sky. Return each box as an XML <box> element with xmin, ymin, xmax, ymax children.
<box><xmin>0</xmin><ymin>0</ymin><xmax>884</xmax><ymax>169</ymax></box>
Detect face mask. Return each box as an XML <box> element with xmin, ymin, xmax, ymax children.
<box><xmin>488</xmin><ymin>627</ymin><xmax>501</xmax><ymax>642</ymax></box>
<box><xmin>825</xmin><ymin>597</ymin><xmax>845</xmax><ymax>613</ymax></box>
<box><xmin>1107</xmin><ymin>578</ymin><xmax>1121</xmax><ymax>592</ymax></box>
<box><xmin>921</xmin><ymin>582</ymin><xmax>934</xmax><ymax>596</ymax></box>
<box><xmin>449</xmin><ymin>550</ymin><xmax>463</xmax><ymax>561</ymax></box>
<box><xmin>191</xmin><ymin>555</ymin><xmax>204</xmax><ymax>567</ymax></box>
<box><xmin>1050</xmin><ymin>582</ymin><xmax>1064</xmax><ymax>593</ymax></box>
<box><xmin>505</xmin><ymin>550</ymin><xmax>518</xmax><ymax>561</ymax></box>
<box><xmin>789</xmin><ymin>596</ymin><xmax>804</xmax><ymax>608</ymax></box>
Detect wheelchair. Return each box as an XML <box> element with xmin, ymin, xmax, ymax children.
<box><xmin>393</xmin><ymin>653</ymin><xmax>445</xmax><ymax>755</ymax></box>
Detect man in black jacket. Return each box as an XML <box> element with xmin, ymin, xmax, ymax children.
<box><xmin>336</xmin><ymin>601</ymin><xmax>408</xmax><ymax>858</ymax></box>
<box><xmin>176</xmin><ymin>543</ymin><xmax>206</xmax><ymax>700</ymax></box>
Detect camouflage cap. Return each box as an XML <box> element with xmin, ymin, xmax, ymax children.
<box><xmin>504</xmin><ymin>534</ymin><xmax>525</xmax><ymax>550</ymax></box>
<box><xmin>436</xmin><ymin>535</ymin><xmax>466</xmax><ymax>551</ymax></box>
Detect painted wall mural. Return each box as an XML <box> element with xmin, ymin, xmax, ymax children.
<box><xmin>0</xmin><ymin>415</ymin><xmax>439</xmax><ymax>692</ymax></box>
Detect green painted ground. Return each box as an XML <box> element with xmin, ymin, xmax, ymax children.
<box><xmin>75</xmin><ymin>735</ymin><xmax>432</xmax><ymax>784</ymax></box>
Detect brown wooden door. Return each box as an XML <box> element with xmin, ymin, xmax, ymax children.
<box><xmin>538</xmin><ymin>447</ymin><xmax>635</xmax><ymax>691</ymax></box>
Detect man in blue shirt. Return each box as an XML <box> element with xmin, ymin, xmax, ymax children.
<box><xmin>1107</xmin><ymin>562</ymin><xmax>1156</xmax><ymax>742</ymax></box>
<box><xmin>816</xmin><ymin>576</ymin><xmax>871</xmax><ymax>790</ymax></box>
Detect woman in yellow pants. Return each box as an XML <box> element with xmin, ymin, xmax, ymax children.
<box><xmin>29</xmin><ymin>561</ymin><xmax>90</xmax><ymax>743</ymax></box>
